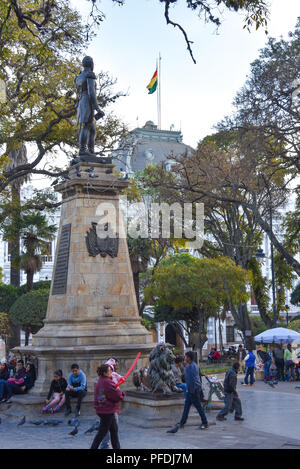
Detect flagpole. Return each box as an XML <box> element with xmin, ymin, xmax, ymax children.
<box><xmin>157</xmin><ymin>53</ymin><xmax>161</xmax><ymax>130</ymax></box>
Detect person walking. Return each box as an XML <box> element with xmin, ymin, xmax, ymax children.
<box><xmin>216</xmin><ymin>362</ymin><xmax>244</xmax><ymax>422</ymax></box>
<box><xmin>167</xmin><ymin>351</ymin><xmax>208</xmax><ymax>433</ymax></box>
<box><xmin>242</xmin><ymin>350</ymin><xmax>256</xmax><ymax>386</ymax></box>
<box><xmin>90</xmin><ymin>364</ymin><xmax>125</xmax><ymax>449</ymax></box>
<box><xmin>99</xmin><ymin>358</ymin><xmax>123</xmax><ymax>449</ymax></box>
<box><xmin>273</xmin><ymin>345</ymin><xmax>285</xmax><ymax>381</ymax></box>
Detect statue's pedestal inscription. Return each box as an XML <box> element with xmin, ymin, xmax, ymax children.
<box><xmin>14</xmin><ymin>160</ymin><xmax>155</xmax><ymax>393</ymax></box>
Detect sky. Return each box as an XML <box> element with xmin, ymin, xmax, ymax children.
<box><xmin>72</xmin><ymin>0</ymin><xmax>300</xmax><ymax>149</ymax></box>
<box><xmin>30</xmin><ymin>0</ymin><xmax>299</xmax><ymax>188</ymax></box>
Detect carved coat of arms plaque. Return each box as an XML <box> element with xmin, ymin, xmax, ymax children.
<box><xmin>85</xmin><ymin>222</ymin><xmax>118</xmax><ymax>258</ymax></box>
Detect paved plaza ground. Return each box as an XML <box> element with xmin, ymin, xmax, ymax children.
<box><xmin>1</xmin><ymin>377</ymin><xmax>300</xmax><ymax>450</ymax></box>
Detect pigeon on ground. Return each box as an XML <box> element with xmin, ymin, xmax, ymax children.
<box><xmin>29</xmin><ymin>420</ymin><xmax>43</xmax><ymax>425</ymax></box>
<box><xmin>76</xmin><ymin>168</ymin><xmax>81</xmax><ymax>178</ymax></box>
<box><xmin>69</xmin><ymin>425</ymin><xmax>79</xmax><ymax>436</ymax></box>
<box><xmin>84</xmin><ymin>421</ymin><xmax>99</xmax><ymax>434</ymax></box>
<box><xmin>166</xmin><ymin>423</ymin><xmax>180</xmax><ymax>434</ymax></box>
<box><xmin>17</xmin><ymin>416</ymin><xmax>26</xmax><ymax>426</ymax></box>
<box><xmin>268</xmin><ymin>382</ymin><xmax>275</xmax><ymax>388</ymax></box>
<box><xmin>68</xmin><ymin>417</ymin><xmax>80</xmax><ymax>427</ymax></box>
<box><xmin>43</xmin><ymin>419</ymin><xmax>63</xmax><ymax>426</ymax></box>
<box><xmin>89</xmin><ymin>173</ymin><xmax>99</xmax><ymax>178</ymax></box>
<box><xmin>105</xmin><ymin>168</ymin><xmax>112</xmax><ymax>174</ymax></box>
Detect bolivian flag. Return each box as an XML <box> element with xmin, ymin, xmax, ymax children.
<box><xmin>146</xmin><ymin>69</ymin><xmax>157</xmax><ymax>94</ymax></box>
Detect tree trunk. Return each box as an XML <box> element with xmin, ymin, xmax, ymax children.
<box><xmin>218</xmin><ymin>312</ymin><xmax>224</xmax><ymax>351</ymax></box>
<box><xmin>25</xmin><ymin>326</ymin><xmax>31</xmax><ymax>346</ymax></box>
<box><xmin>7</xmin><ymin>185</ymin><xmax>21</xmax><ymax>350</ymax></box>
<box><xmin>198</xmin><ymin>310</ymin><xmax>208</xmax><ymax>361</ymax></box>
<box><xmin>230</xmin><ymin>302</ymin><xmax>256</xmax><ymax>350</ymax></box>
<box><xmin>26</xmin><ymin>270</ymin><xmax>34</xmax><ymax>292</ymax></box>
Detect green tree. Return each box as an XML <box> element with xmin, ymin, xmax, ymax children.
<box><xmin>0</xmin><ymin>312</ymin><xmax>12</xmax><ymax>346</ymax></box>
<box><xmin>145</xmin><ymin>253</ymin><xmax>251</xmax><ymax>357</ymax></box>
<box><xmin>0</xmin><ymin>284</ymin><xmax>19</xmax><ymax>314</ymax></box>
<box><xmin>291</xmin><ymin>283</ymin><xmax>300</xmax><ymax>307</ymax></box>
<box><xmin>0</xmin><ymin>0</ymin><xmax>126</xmax><ymax>191</ymax></box>
<box><xmin>9</xmin><ymin>288</ymin><xmax>49</xmax><ymax>345</ymax></box>
<box><xmin>3</xmin><ymin>210</ymin><xmax>56</xmax><ymax>291</ymax></box>
<box><xmin>0</xmin><ymin>1</ymin><xmax>269</xmax><ymax>64</ymax></box>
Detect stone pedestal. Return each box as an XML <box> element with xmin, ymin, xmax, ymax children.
<box><xmin>14</xmin><ymin>160</ymin><xmax>155</xmax><ymax>394</ymax></box>
<box><xmin>121</xmin><ymin>391</ymin><xmax>221</xmax><ymax>428</ymax></box>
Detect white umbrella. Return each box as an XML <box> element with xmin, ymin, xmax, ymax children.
<box><xmin>254</xmin><ymin>327</ymin><xmax>300</xmax><ymax>344</ymax></box>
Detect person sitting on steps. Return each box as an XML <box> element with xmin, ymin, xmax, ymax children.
<box><xmin>41</xmin><ymin>369</ymin><xmax>67</xmax><ymax>414</ymax></box>
<box><xmin>64</xmin><ymin>363</ymin><xmax>87</xmax><ymax>418</ymax></box>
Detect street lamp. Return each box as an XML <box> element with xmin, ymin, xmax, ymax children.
<box><xmin>285</xmin><ymin>304</ymin><xmax>290</xmax><ymax>325</ymax></box>
<box><xmin>254</xmin><ymin>246</ymin><xmax>277</xmax><ymax>328</ymax></box>
<box><xmin>254</xmin><ymin>248</ymin><xmax>265</xmax><ymax>262</ymax></box>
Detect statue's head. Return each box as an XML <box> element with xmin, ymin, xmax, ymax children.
<box><xmin>82</xmin><ymin>56</ymin><xmax>94</xmax><ymax>70</ymax></box>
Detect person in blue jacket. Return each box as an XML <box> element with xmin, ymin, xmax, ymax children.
<box><xmin>64</xmin><ymin>363</ymin><xmax>87</xmax><ymax>417</ymax></box>
<box><xmin>242</xmin><ymin>350</ymin><xmax>256</xmax><ymax>386</ymax></box>
<box><xmin>167</xmin><ymin>351</ymin><xmax>208</xmax><ymax>433</ymax></box>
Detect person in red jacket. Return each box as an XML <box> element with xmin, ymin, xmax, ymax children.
<box><xmin>90</xmin><ymin>363</ymin><xmax>125</xmax><ymax>450</ymax></box>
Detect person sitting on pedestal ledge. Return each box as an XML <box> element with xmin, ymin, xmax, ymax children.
<box><xmin>64</xmin><ymin>363</ymin><xmax>87</xmax><ymax>418</ymax></box>
<box><xmin>41</xmin><ymin>369</ymin><xmax>67</xmax><ymax>414</ymax></box>
<box><xmin>1</xmin><ymin>362</ymin><xmax>36</xmax><ymax>404</ymax></box>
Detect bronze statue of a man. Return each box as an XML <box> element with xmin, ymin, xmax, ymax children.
<box><xmin>75</xmin><ymin>56</ymin><xmax>104</xmax><ymax>157</ymax></box>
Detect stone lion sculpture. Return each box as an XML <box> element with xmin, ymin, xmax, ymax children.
<box><xmin>133</xmin><ymin>343</ymin><xmax>182</xmax><ymax>395</ymax></box>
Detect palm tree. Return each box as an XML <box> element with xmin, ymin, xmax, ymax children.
<box><xmin>4</xmin><ymin>144</ymin><xmax>29</xmax><ymax>348</ymax></box>
<box><xmin>5</xmin><ymin>144</ymin><xmax>29</xmax><ymax>287</ymax></box>
<box><xmin>18</xmin><ymin>212</ymin><xmax>57</xmax><ymax>292</ymax></box>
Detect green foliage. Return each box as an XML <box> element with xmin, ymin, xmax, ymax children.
<box><xmin>0</xmin><ymin>0</ymin><xmax>126</xmax><ymax>190</ymax></box>
<box><xmin>9</xmin><ymin>288</ymin><xmax>49</xmax><ymax>332</ymax></box>
<box><xmin>250</xmin><ymin>316</ymin><xmax>269</xmax><ymax>337</ymax></box>
<box><xmin>291</xmin><ymin>283</ymin><xmax>300</xmax><ymax>307</ymax></box>
<box><xmin>17</xmin><ymin>280</ymin><xmax>51</xmax><ymax>296</ymax></box>
<box><xmin>146</xmin><ymin>253</ymin><xmax>250</xmax><ymax>312</ymax></box>
<box><xmin>284</xmin><ymin>193</ymin><xmax>300</xmax><ymax>255</ymax></box>
<box><xmin>287</xmin><ymin>319</ymin><xmax>300</xmax><ymax>332</ymax></box>
<box><xmin>146</xmin><ymin>253</ymin><xmax>251</xmax><ymax>352</ymax></box>
<box><xmin>141</xmin><ymin>318</ymin><xmax>155</xmax><ymax>331</ymax></box>
<box><xmin>0</xmin><ymin>284</ymin><xmax>19</xmax><ymax>313</ymax></box>
<box><xmin>0</xmin><ymin>312</ymin><xmax>12</xmax><ymax>342</ymax></box>
<box><xmin>2</xmin><ymin>207</ymin><xmax>57</xmax><ymax>290</ymax></box>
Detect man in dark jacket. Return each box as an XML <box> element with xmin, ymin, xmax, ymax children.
<box><xmin>216</xmin><ymin>362</ymin><xmax>244</xmax><ymax>421</ymax></box>
<box><xmin>167</xmin><ymin>351</ymin><xmax>208</xmax><ymax>433</ymax></box>
<box><xmin>257</xmin><ymin>347</ymin><xmax>272</xmax><ymax>382</ymax></box>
